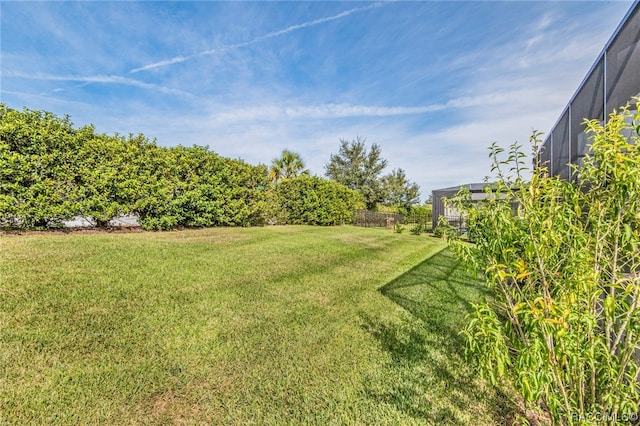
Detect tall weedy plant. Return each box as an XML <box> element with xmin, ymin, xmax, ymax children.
<box><xmin>448</xmin><ymin>102</ymin><xmax>640</xmax><ymax>425</ymax></box>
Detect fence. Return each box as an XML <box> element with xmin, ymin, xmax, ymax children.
<box><xmin>404</xmin><ymin>212</ymin><xmax>432</xmax><ymax>231</ymax></box>
<box><xmin>353</xmin><ymin>210</ymin><xmax>432</xmax><ymax>231</ymax></box>
<box><xmin>353</xmin><ymin>210</ymin><xmax>403</xmax><ymax>227</ymax></box>
<box><xmin>439</xmin><ymin>215</ymin><xmax>467</xmax><ymax>234</ymax></box>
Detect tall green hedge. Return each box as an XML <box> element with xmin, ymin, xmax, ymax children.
<box><xmin>0</xmin><ymin>105</ymin><xmax>269</xmax><ymax>230</ymax></box>
<box><xmin>1</xmin><ymin>106</ymin><xmax>84</xmax><ymax>227</ymax></box>
<box><xmin>1</xmin><ymin>105</ymin><xmax>361</xmax><ymax>230</ymax></box>
<box><xmin>272</xmin><ymin>176</ymin><xmax>364</xmax><ymax>225</ymax></box>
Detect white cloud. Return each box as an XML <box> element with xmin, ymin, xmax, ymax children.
<box><xmin>211</xmin><ymin>103</ymin><xmax>441</xmax><ymax>123</ymax></box>
<box><xmin>208</xmin><ymin>93</ymin><xmax>519</xmax><ymax>124</ymax></box>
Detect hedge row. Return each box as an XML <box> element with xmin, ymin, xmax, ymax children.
<box><xmin>0</xmin><ymin>105</ymin><xmax>362</xmax><ymax>229</ymax></box>
<box><xmin>269</xmin><ymin>176</ymin><xmax>364</xmax><ymax>226</ymax></box>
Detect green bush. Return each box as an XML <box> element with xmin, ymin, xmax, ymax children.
<box><xmin>409</xmin><ymin>223</ymin><xmax>423</xmax><ymax>235</ymax></box>
<box><xmin>448</xmin><ymin>103</ymin><xmax>640</xmax><ymax>424</ymax></box>
<box><xmin>393</xmin><ymin>222</ymin><xmax>404</xmax><ymax>233</ymax></box>
<box><xmin>0</xmin><ymin>105</ymin><xmax>83</xmax><ymax>227</ymax></box>
<box><xmin>410</xmin><ymin>204</ymin><xmax>432</xmax><ymax>218</ymax></box>
<box><xmin>272</xmin><ymin>175</ymin><xmax>364</xmax><ymax>225</ymax></box>
<box><xmin>0</xmin><ymin>105</ymin><xmax>269</xmax><ymax>230</ymax></box>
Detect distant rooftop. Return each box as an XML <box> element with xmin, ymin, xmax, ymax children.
<box><xmin>432</xmin><ymin>183</ymin><xmax>497</xmax><ymax>193</ymax></box>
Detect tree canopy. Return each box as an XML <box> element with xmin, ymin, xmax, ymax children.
<box><xmin>324</xmin><ymin>136</ymin><xmax>420</xmax><ymax>211</ymax></box>
<box><xmin>381</xmin><ymin>168</ymin><xmax>420</xmax><ymax>213</ymax></box>
<box><xmin>269</xmin><ymin>149</ymin><xmax>309</xmax><ymax>184</ymax></box>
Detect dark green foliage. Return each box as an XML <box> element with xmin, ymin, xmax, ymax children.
<box><xmin>408</xmin><ymin>204</ymin><xmax>432</xmax><ymax>219</ymax></box>
<box><xmin>0</xmin><ymin>105</ymin><xmax>83</xmax><ymax>227</ymax></box>
<box><xmin>409</xmin><ymin>223</ymin><xmax>423</xmax><ymax>235</ymax></box>
<box><xmin>405</xmin><ymin>204</ymin><xmax>432</xmax><ymax>233</ymax></box>
<box><xmin>0</xmin><ymin>105</ymin><xmax>269</xmax><ymax>230</ymax></box>
<box><xmin>133</xmin><ymin>145</ymin><xmax>268</xmax><ymax>230</ymax></box>
<box><xmin>324</xmin><ymin>137</ymin><xmax>388</xmax><ymax>210</ymax></box>
<box><xmin>1</xmin><ymin>105</ymin><xmax>363</xmax><ymax>230</ymax></box>
<box><xmin>270</xmin><ymin>175</ymin><xmax>364</xmax><ymax>225</ymax></box>
<box><xmin>269</xmin><ymin>149</ymin><xmax>309</xmax><ymax>183</ymax></box>
<box><xmin>325</xmin><ymin>137</ymin><xmax>421</xmax><ymax>211</ymax></box>
<box><xmin>381</xmin><ymin>168</ymin><xmax>420</xmax><ymax>212</ymax></box>
<box><xmin>75</xmin><ymin>132</ymin><xmax>148</xmax><ymax>227</ymax></box>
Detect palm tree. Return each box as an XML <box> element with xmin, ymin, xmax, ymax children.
<box><xmin>269</xmin><ymin>158</ymin><xmax>284</xmax><ymax>184</ymax></box>
<box><xmin>270</xmin><ymin>150</ymin><xmax>309</xmax><ymax>183</ymax></box>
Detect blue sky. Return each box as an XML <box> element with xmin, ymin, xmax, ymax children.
<box><xmin>1</xmin><ymin>1</ymin><xmax>634</xmax><ymax>199</ymax></box>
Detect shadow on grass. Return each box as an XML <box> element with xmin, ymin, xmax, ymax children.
<box><xmin>361</xmin><ymin>248</ymin><xmax>519</xmax><ymax>424</ymax></box>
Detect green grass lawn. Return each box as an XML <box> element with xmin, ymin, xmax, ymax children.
<box><xmin>1</xmin><ymin>226</ymin><xmax>514</xmax><ymax>424</ymax></box>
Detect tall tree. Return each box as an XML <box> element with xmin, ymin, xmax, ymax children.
<box><xmin>270</xmin><ymin>149</ymin><xmax>308</xmax><ymax>184</ymax></box>
<box><xmin>381</xmin><ymin>168</ymin><xmax>420</xmax><ymax>212</ymax></box>
<box><xmin>324</xmin><ymin>137</ymin><xmax>388</xmax><ymax>210</ymax></box>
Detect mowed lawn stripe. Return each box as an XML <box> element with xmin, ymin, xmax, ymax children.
<box><xmin>1</xmin><ymin>226</ymin><xmax>508</xmax><ymax>424</ymax></box>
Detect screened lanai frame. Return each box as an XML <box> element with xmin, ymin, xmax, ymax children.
<box><xmin>539</xmin><ymin>0</ymin><xmax>640</xmax><ymax>178</ymax></box>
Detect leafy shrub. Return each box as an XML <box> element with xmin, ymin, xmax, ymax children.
<box><xmin>0</xmin><ymin>105</ymin><xmax>83</xmax><ymax>227</ymax></box>
<box><xmin>261</xmin><ymin>188</ymin><xmax>288</xmax><ymax>225</ymax></box>
<box><xmin>448</xmin><ymin>103</ymin><xmax>640</xmax><ymax>424</ymax></box>
<box><xmin>410</xmin><ymin>204</ymin><xmax>432</xmax><ymax>218</ymax></box>
<box><xmin>433</xmin><ymin>215</ymin><xmax>457</xmax><ymax>239</ymax></box>
<box><xmin>409</xmin><ymin>223</ymin><xmax>423</xmax><ymax>235</ymax></box>
<box><xmin>0</xmin><ymin>105</ymin><xmax>269</xmax><ymax>230</ymax></box>
<box><xmin>272</xmin><ymin>175</ymin><xmax>364</xmax><ymax>225</ymax></box>
<box><xmin>432</xmin><ymin>226</ymin><xmax>445</xmax><ymax>238</ymax></box>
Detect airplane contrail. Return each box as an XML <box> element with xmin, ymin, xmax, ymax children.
<box><xmin>6</xmin><ymin>71</ymin><xmax>194</xmax><ymax>97</ymax></box>
<box><xmin>130</xmin><ymin>3</ymin><xmax>385</xmax><ymax>74</ymax></box>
